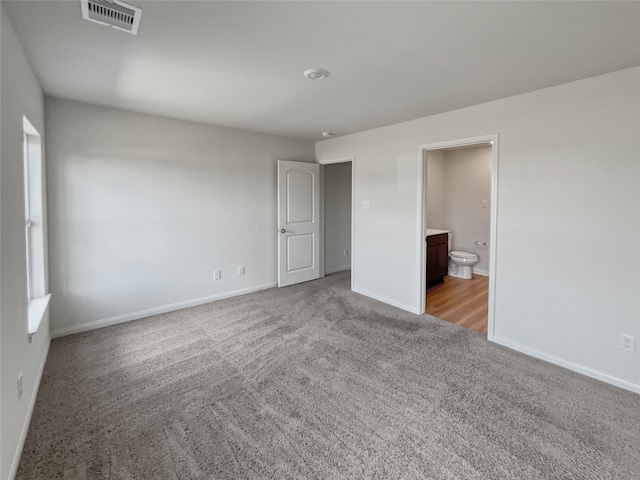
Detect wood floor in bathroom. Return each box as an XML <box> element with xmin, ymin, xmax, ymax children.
<box><xmin>426</xmin><ymin>274</ymin><xmax>489</xmax><ymax>334</ymax></box>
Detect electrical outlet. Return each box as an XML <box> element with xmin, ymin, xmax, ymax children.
<box><xmin>619</xmin><ymin>334</ymin><xmax>635</xmax><ymax>352</ymax></box>
<box><xmin>362</xmin><ymin>200</ymin><xmax>369</xmax><ymax>210</ymax></box>
<box><xmin>344</xmin><ymin>249</ymin><xmax>349</xmax><ymax>257</ymax></box>
<box><xmin>238</xmin><ymin>266</ymin><xmax>245</xmax><ymax>276</ymax></box>
<box><xmin>388</xmin><ymin>274</ymin><xmax>394</xmax><ymax>284</ymax></box>
<box><xmin>17</xmin><ymin>373</ymin><xmax>23</xmax><ymax>400</ymax></box>
<box><xmin>214</xmin><ymin>270</ymin><xmax>221</xmax><ymax>280</ymax></box>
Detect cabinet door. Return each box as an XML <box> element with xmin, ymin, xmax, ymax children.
<box><xmin>427</xmin><ymin>244</ymin><xmax>449</xmax><ymax>285</ymax></box>
<box><xmin>427</xmin><ymin>246</ymin><xmax>438</xmax><ymax>284</ymax></box>
<box><xmin>435</xmin><ymin>244</ymin><xmax>449</xmax><ymax>278</ymax></box>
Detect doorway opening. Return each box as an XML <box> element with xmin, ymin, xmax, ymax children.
<box><xmin>418</xmin><ymin>136</ymin><xmax>498</xmax><ymax>339</ymax></box>
<box><xmin>320</xmin><ymin>156</ymin><xmax>355</xmax><ymax>290</ymax></box>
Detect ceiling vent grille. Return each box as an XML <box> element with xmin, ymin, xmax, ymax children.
<box><xmin>81</xmin><ymin>0</ymin><xmax>142</xmax><ymax>35</ymax></box>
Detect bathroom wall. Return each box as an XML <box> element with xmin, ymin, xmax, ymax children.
<box><xmin>443</xmin><ymin>146</ymin><xmax>492</xmax><ymax>274</ymax></box>
<box><xmin>425</xmin><ymin>150</ymin><xmax>446</xmax><ymax>229</ymax></box>
<box><xmin>426</xmin><ymin>146</ymin><xmax>492</xmax><ymax>274</ymax></box>
<box><xmin>324</xmin><ymin>162</ymin><xmax>352</xmax><ymax>274</ymax></box>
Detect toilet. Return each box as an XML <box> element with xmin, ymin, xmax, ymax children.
<box><xmin>448</xmin><ymin>250</ymin><xmax>479</xmax><ymax>279</ymax></box>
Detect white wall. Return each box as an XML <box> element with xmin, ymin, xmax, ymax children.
<box><xmin>316</xmin><ymin>67</ymin><xmax>640</xmax><ymax>392</ymax></box>
<box><xmin>443</xmin><ymin>146</ymin><xmax>492</xmax><ymax>274</ymax></box>
<box><xmin>45</xmin><ymin>98</ymin><xmax>314</xmax><ymax>336</ymax></box>
<box><xmin>1</xmin><ymin>6</ymin><xmax>50</xmax><ymax>480</ymax></box>
<box><xmin>426</xmin><ymin>146</ymin><xmax>492</xmax><ymax>274</ymax></box>
<box><xmin>324</xmin><ymin>162</ymin><xmax>352</xmax><ymax>274</ymax></box>
<box><xmin>425</xmin><ymin>150</ymin><xmax>446</xmax><ymax>229</ymax></box>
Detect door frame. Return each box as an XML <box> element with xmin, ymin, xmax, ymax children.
<box><xmin>417</xmin><ymin>135</ymin><xmax>499</xmax><ymax>340</ymax></box>
<box><xmin>318</xmin><ymin>156</ymin><xmax>355</xmax><ymax>291</ymax></box>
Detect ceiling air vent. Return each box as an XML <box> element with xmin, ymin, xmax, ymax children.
<box><xmin>81</xmin><ymin>0</ymin><xmax>142</xmax><ymax>35</ymax></box>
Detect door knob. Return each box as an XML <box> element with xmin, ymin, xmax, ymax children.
<box><xmin>280</xmin><ymin>229</ymin><xmax>286</xmax><ymax>233</ymax></box>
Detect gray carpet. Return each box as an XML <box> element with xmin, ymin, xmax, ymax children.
<box><xmin>17</xmin><ymin>272</ymin><xmax>640</xmax><ymax>479</ymax></box>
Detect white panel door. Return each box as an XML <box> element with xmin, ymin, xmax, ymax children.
<box><xmin>277</xmin><ymin>160</ymin><xmax>320</xmax><ymax>287</ymax></box>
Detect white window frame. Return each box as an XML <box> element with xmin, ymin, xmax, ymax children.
<box><xmin>23</xmin><ymin>116</ymin><xmax>50</xmax><ymax>335</ymax></box>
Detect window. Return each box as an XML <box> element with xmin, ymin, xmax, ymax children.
<box><xmin>23</xmin><ymin>116</ymin><xmax>50</xmax><ymax>335</ymax></box>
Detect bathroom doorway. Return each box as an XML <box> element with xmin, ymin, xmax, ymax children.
<box><xmin>418</xmin><ymin>135</ymin><xmax>498</xmax><ymax>339</ymax></box>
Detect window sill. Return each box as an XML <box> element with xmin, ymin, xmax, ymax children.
<box><xmin>28</xmin><ymin>294</ymin><xmax>51</xmax><ymax>335</ymax></box>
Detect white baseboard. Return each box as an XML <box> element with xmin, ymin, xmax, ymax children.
<box><xmin>325</xmin><ymin>266</ymin><xmax>351</xmax><ymax>275</ymax></box>
<box><xmin>51</xmin><ymin>282</ymin><xmax>277</xmax><ymax>338</ymax></box>
<box><xmin>9</xmin><ymin>337</ymin><xmax>51</xmax><ymax>480</ymax></box>
<box><xmin>472</xmin><ymin>268</ymin><xmax>489</xmax><ymax>276</ymax></box>
<box><xmin>492</xmin><ymin>335</ymin><xmax>640</xmax><ymax>394</ymax></box>
<box><xmin>352</xmin><ymin>287</ymin><xmax>421</xmax><ymax>315</ymax></box>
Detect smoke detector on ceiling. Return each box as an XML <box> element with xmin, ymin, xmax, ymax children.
<box><xmin>81</xmin><ymin>0</ymin><xmax>142</xmax><ymax>35</ymax></box>
<box><xmin>304</xmin><ymin>68</ymin><xmax>330</xmax><ymax>80</ymax></box>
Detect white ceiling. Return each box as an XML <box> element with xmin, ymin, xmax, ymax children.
<box><xmin>4</xmin><ymin>0</ymin><xmax>640</xmax><ymax>142</ymax></box>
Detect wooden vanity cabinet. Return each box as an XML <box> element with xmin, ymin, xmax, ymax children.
<box><xmin>427</xmin><ymin>233</ymin><xmax>449</xmax><ymax>285</ymax></box>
